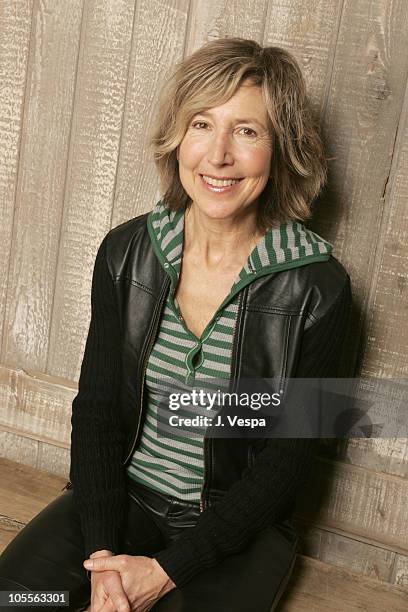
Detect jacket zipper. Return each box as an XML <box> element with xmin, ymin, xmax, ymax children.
<box><xmin>199</xmin><ymin>436</ymin><xmax>211</xmax><ymax>512</ymax></box>
<box><xmin>122</xmin><ymin>277</ymin><xmax>170</xmax><ymax>467</ymax></box>
<box><xmin>199</xmin><ymin>290</ymin><xmax>245</xmax><ymax>513</ymax></box>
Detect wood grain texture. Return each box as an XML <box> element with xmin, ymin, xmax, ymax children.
<box><xmin>295</xmin><ymin>518</ymin><xmax>408</xmax><ymax>589</ymax></box>
<box><xmin>394</xmin><ymin>554</ymin><xmax>408</xmax><ymax>588</ymax></box>
<box><xmin>0</xmin><ymin>428</ymin><xmax>69</xmax><ymax>477</ymax></box>
<box><xmin>303</xmin><ymin>0</ymin><xmax>408</xmax><ymax>377</ymax></box>
<box><xmin>47</xmin><ymin>0</ymin><xmax>136</xmax><ymax>381</ymax></box>
<box><xmin>2</xmin><ymin>0</ymin><xmax>84</xmax><ymax>372</ymax></box>
<box><xmin>0</xmin><ymin>1</ymin><xmax>34</xmax><ymax>356</ymax></box>
<box><xmin>278</xmin><ymin>554</ymin><xmax>408</xmax><ymax>611</ymax></box>
<box><xmin>110</xmin><ymin>0</ymin><xmax>189</xmax><ymax>228</ymax></box>
<box><xmin>184</xmin><ymin>0</ymin><xmax>268</xmax><ymax>55</ymax></box>
<box><xmin>263</xmin><ymin>0</ymin><xmax>343</xmax><ymax>113</ymax></box>
<box><xmin>318</xmin><ymin>436</ymin><xmax>408</xmax><ymax>478</ymax></box>
<box><xmin>37</xmin><ymin>441</ymin><xmax>70</xmax><ymax>476</ymax></box>
<box><xmin>294</xmin><ymin>519</ymin><xmax>397</xmax><ymax>582</ymax></box>
<box><xmin>297</xmin><ymin>456</ymin><xmax>408</xmax><ymax>554</ymax></box>
<box><xmin>0</xmin><ymin>364</ymin><xmax>74</xmax><ymax>445</ymax></box>
<box><xmin>0</xmin><ymin>519</ymin><xmax>23</xmax><ymax>555</ymax></box>
<box><xmin>362</xmin><ymin>74</ymin><xmax>408</xmax><ymax>378</ymax></box>
<box><xmin>0</xmin><ymin>429</ymin><xmax>38</xmax><ymax>467</ymax></box>
<box><xmin>0</xmin><ymin>456</ymin><xmax>65</xmax><ymax>526</ymax></box>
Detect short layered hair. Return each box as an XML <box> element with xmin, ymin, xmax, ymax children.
<box><xmin>149</xmin><ymin>37</ymin><xmax>327</xmax><ymax>231</ymax></box>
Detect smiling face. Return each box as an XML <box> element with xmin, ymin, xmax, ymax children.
<box><xmin>177</xmin><ymin>81</ymin><xmax>273</xmax><ymax>223</ymax></box>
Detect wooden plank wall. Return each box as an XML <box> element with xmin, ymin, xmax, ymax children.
<box><xmin>0</xmin><ymin>0</ymin><xmax>407</xmax><ymax>590</ymax></box>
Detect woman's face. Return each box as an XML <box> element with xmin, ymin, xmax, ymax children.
<box><xmin>177</xmin><ymin>82</ymin><xmax>273</xmax><ymax>223</ymax></box>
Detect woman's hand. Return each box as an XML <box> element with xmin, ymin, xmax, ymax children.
<box><xmin>86</xmin><ymin>550</ymin><xmax>130</xmax><ymax>612</ymax></box>
<box><xmin>83</xmin><ymin>555</ymin><xmax>176</xmax><ymax>612</ymax></box>
<box><xmin>89</xmin><ymin>568</ymin><xmax>130</xmax><ymax>612</ymax></box>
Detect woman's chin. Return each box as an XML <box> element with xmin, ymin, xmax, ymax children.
<box><xmin>191</xmin><ymin>198</ymin><xmax>246</xmax><ymax>220</ymax></box>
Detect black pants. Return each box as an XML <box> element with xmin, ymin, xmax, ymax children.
<box><xmin>0</xmin><ymin>478</ymin><xmax>298</xmax><ymax>612</ymax></box>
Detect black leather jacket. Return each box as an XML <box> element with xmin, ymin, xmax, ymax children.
<box><xmin>98</xmin><ymin>212</ymin><xmax>351</xmax><ymax>514</ymax></box>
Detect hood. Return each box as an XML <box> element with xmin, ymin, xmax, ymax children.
<box><xmin>147</xmin><ymin>199</ymin><xmax>333</xmax><ymax>297</ymax></box>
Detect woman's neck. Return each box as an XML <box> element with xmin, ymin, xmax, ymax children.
<box><xmin>183</xmin><ymin>203</ymin><xmax>265</xmax><ymax>270</ymax></box>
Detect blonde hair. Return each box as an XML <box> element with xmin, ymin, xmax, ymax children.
<box><xmin>149</xmin><ymin>37</ymin><xmax>327</xmax><ymax>231</ymax></box>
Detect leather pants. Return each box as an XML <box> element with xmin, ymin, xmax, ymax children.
<box><xmin>0</xmin><ymin>477</ymin><xmax>298</xmax><ymax>612</ymax></box>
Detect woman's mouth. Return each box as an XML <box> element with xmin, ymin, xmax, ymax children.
<box><xmin>199</xmin><ymin>174</ymin><xmax>243</xmax><ymax>193</ymax></box>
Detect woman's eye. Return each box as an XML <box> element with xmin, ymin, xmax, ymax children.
<box><xmin>240</xmin><ymin>127</ymin><xmax>257</xmax><ymax>137</ymax></box>
<box><xmin>190</xmin><ymin>122</ymin><xmax>257</xmax><ymax>137</ymax></box>
<box><xmin>192</xmin><ymin>121</ymin><xmax>208</xmax><ymax>129</ymax></box>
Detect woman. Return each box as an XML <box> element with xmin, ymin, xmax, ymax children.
<box><xmin>0</xmin><ymin>38</ymin><xmax>351</xmax><ymax>611</ymax></box>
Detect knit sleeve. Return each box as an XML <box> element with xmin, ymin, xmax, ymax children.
<box><xmin>69</xmin><ymin>234</ymin><xmax>127</xmax><ymax>558</ymax></box>
<box><xmin>154</xmin><ymin>274</ymin><xmax>352</xmax><ymax>587</ymax></box>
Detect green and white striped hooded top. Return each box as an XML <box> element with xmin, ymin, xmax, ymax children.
<box><xmin>125</xmin><ymin>199</ymin><xmax>332</xmax><ymax>502</ymax></box>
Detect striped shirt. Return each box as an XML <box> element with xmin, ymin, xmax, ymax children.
<box><xmin>125</xmin><ymin>200</ymin><xmax>332</xmax><ymax>502</ymax></box>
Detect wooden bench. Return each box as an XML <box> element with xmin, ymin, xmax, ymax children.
<box><xmin>1</xmin><ymin>457</ymin><xmax>408</xmax><ymax>611</ymax></box>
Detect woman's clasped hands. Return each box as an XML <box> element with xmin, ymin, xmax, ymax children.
<box><xmin>83</xmin><ymin>553</ymin><xmax>176</xmax><ymax>612</ymax></box>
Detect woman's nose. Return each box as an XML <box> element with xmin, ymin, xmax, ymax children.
<box><xmin>207</xmin><ymin>131</ymin><xmax>234</xmax><ymax>165</ymax></box>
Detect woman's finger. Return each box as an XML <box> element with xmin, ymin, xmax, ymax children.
<box><xmin>90</xmin><ymin>573</ymin><xmax>129</xmax><ymax>612</ymax></box>
<box><xmin>99</xmin><ymin>595</ymin><xmax>124</xmax><ymax>612</ymax></box>
<box><xmin>84</xmin><ymin>556</ymin><xmax>123</xmax><ymax>572</ymax></box>
<box><xmin>105</xmin><ymin>586</ymin><xmax>130</xmax><ymax>612</ymax></box>
<box><xmin>95</xmin><ymin>573</ymin><xmax>130</xmax><ymax>612</ymax></box>
<box><xmin>90</xmin><ymin>580</ymin><xmax>113</xmax><ymax>612</ymax></box>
